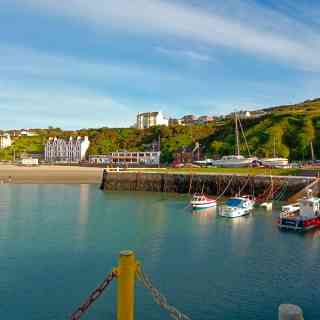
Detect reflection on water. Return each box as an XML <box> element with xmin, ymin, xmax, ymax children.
<box><xmin>0</xmin><ymin>186</ymin><xmax>320</xmax><ymax>320</ymax></box>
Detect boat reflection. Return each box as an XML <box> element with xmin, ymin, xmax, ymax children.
<box><xmin>191</xmin><ymin>207</ymin><xmax>216</xmax><ymax>223</ymax></box>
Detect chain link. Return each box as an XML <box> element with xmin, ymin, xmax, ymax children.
<box><xmin>137</xmin><ymin>267</ymin><xmax>191</xmax><ymax>320</ymax></box>
<box><xmin>69</xmin><ymin>270</ymin><xmax>118</xmax><ymax>320</ymax></box>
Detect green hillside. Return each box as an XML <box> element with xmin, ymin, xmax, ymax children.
<box><xmin>0</xmin><ymin>98</ymin><xmax>319</xmax><ymax>162</ymax></box>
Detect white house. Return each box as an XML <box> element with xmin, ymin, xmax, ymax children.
<box><xmin>0</xmin><ymin>133</ymin><xmax>12</xmax><ymax>149</ymax></box>
<box><xmin>45</xmin><ymin>136</ymin><xmax>90</xmax><ymax>163</ymax></box>
<box><xmin>136</xmin><ymin>112</ymin><xmax>168</xmax><ymax>129</ymax></box>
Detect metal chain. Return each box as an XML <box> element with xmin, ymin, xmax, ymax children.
<box><xmin>69</xmin><ymin>270</ymin><xmax>118</xmax><ymax>320</ymax></box>
<box><xmin>137</xmin><ymin>267</ymin><xmax>191</xmax><ymax>320</ymax></box>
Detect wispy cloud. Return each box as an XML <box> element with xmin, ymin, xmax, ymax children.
<box><xmin>0</xmin><ymin>45</ymin><xmax>180</xmax><ymax>84</ymax></box>
<box><xmin>13</xmin><ymin>0</ymin><xmax>320</xmax><ymax>71</ymax></box>
<box><xmin>155</xmin><ymin>47</ymin><xmax>212</xmax><ymax>63</ymax></box>
<box><xmin>0</xmin><ymin>82</ymin><xmax>135</xmax><ymax>129</ymax></box>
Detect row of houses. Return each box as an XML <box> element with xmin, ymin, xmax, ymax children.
<box><xmin>135</xmin><ymin>112</ymin><xmax>216</xmax><ymax>129</ymax></box>
<box><xmin>135</xmin><ymin>110</ymin><xmax>268</xmax><ymax>129</ymax></box>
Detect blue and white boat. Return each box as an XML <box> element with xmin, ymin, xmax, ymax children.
<box><xmin>219</xmin><ymin>195</ymin><xmax>255</xmax><ymax>218</ymax></box>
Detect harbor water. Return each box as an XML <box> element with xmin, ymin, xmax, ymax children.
<box><xmin>0</xmin><ymin>184</ymin><xmax>319</xmax><ymax>319</ymax></box>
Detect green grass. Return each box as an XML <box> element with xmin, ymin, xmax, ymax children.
<box><xmin>125</xmin><ymin>167</ymin><xmax>302</xmax><ymax>176</ymax></box>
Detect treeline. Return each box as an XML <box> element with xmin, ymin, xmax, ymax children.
<box><xmin>1</xmin><ymin>99</ymin><xmax>320</xmax><ymax>162</ymax></box>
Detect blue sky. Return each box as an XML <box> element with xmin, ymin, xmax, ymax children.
<box><xmin>1</xmin><ymin>0</ymin><xmax>320</xmax><ymax>129</ymax></box>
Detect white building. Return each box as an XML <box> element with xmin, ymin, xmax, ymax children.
<box><xmin>111</xmin><ymin>151</ymin><xmax>161</xmax><ymax>165</ymax></box>
<box><xmin>238</xmin><ymin>111</ymin><xmax>251</xmax><ymax>119</ymax></box>
<box><xmin>89</xmin><ymin>152</ymin><xmax>160</xmax><ymax>166</ymax></box>
<box><xmin>136</xmin><ymin>112</ymin><xmax>168</xmax><ymax>129</ymax></box>
<box><xmin>89</xmin><ymin>155</ymin><xmax>112</xmax><ymax>165</ymax></box>
<box><xmin>45</xmin><ymin>136</ymin><xmax>90</xmax><ymax>163</ymax></box>
<box><xmin>20</xmin><ymin>130</ymin><xmax>38</xmax><ymax>137</ymax></box>
<box><xmin>0</xmin><ymin>133</ymin><xmax>12</xmax><ymax>149</ymax></box>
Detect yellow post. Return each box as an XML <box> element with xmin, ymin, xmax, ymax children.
<box><xmin>117</xmin><ymin>250</ymin><xmax>137</xmax><ymax>320</ymax></box>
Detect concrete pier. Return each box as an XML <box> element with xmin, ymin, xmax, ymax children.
<box><xmin>100</xmin><ymin>171</ymin><xmax>317</xmax><ymax>200</ymax></box>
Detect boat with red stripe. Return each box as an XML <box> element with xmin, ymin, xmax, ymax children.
<box><xmin>278</xmin><ymin>189</ymin><xmax>320</xmax><ymax>231</ymax></box>
<box><xmin>190</xmin><ymin>193</ymin><xmax>217</xmax><ymax>209</ymax></box>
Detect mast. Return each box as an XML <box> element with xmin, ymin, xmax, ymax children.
<box><xmin>311</xmin><ymin>141</ymin><xmax>315</xmax><ymax>161</ymax></box>
<box><xmin>235</xmin><ymin>112</ymin><xmax>240</xmax><ymax>156</ymax></box>
<box><xmin>273</xmin><ymin>137</ymin><xmax>276</xmax><ymax>158</ymax></box>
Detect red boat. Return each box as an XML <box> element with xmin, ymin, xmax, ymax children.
<box><xmin>278</xmin><ymin>190</ymin><xmax>320</xmax><ymax>231</ymax></box>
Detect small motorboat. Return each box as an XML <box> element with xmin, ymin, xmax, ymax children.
<box><xmin>190</xmin><ymin>193</ymin><xmax>217</xmax><ymax>209</ymax></box>
<box><xmin>219</xmin><ymin>195</ymin><xmax>255</xmax><ymax>218</ymax></box>
<box><xmin>278</xmin><ymin>190</ymin><xmax>320</xmax><ymax>231</ymax></box>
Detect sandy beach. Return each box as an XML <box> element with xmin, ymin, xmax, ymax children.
<box><xmin>0</xmin><ymin>165</ymin><xmax>104</xmax><ymax>184</ymax></box>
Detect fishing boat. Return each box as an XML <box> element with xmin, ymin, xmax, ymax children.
<box><xmin>278</xmin><ymin>190</ymin><xmax>320</xmax><ymax>231</ymax></box>
<box><xmin>190</xmin><ymin>193</ymin><xmax>217</xmax><ymax>209</ymax></box>
<box><xmin>219</xmin><ymin>195</ymin><xmax>255</xmax><ymax>218</ymax></box>
<box><xmin>213</xmin><ymin>113</ymin><xmax>256</xmax><ymax>167</ymax></box>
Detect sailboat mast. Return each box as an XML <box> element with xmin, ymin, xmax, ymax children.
<box><xmin>311</xmin><ymin>141</ymin><xmax>315</xmax><ymax>161</ymax></box>
<box><xmin>235</xmin><ymin>112</ymin><xmax>240</xmax><ymax>156</ymax></box>
<box><xmin>273</xmin><ymin>137</ymin><xmax>276</xmax><ymax>158</ymax></box>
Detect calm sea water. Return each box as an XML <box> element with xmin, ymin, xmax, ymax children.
<box><xmin>0</xmin><ymin>184</ymin><xmax>319</xmax><ymax>320</ymax></box>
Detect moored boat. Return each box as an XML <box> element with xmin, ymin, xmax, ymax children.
<box><xmin>259</xmin><ymin>157</ymin><xmax>289</xmax><ymax>168</ymax></box>
<box><xmin>219</xmin><ymin>195</ymin><xmax>255</xmax><ymax>218</ymax></box>
<box><xmin>278</xmin><ymin>190</ymin><xmax>320</xmax><ymax>231</ymax></box>
<box><xmin>213</xmin><ymin>155</ymin><xmax>256</xmax><ymax>168</ymax></box>
<box><xmin>213</xmin><ymin>112</ymin><xmax>256</xmax><ymax>168</ymax></box>
<box><xmin>190</xmin><ymin>193</ymin><xmax>217</xmax><ymax>209</ymax></box>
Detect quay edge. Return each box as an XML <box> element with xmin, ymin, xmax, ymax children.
<box><xmin>100</xmin><ymin>171</ymin><xmax>318</xmax><ymax>201</ymax></box>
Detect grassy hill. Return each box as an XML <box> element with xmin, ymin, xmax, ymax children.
<box><xmin>0</xmin><ymin>98</ymin><xmax>319</xmax><ymax>162</ymax></box>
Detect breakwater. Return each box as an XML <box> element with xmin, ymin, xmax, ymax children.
<box><xmin>100</xmin><ymin>171</ymin><xmax>317</xmax><ymax>200</ymax></box>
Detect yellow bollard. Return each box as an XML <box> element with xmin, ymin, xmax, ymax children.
<box><xmin>117</xmin><ymin>250</ymin><xmax>137</xmax><ymax>320</ymax></box>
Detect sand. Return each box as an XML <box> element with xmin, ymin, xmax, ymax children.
<box><xmin>0</xmin><ymin>165</ymin><xmax>104</xmax><ymax>184</ymax></box>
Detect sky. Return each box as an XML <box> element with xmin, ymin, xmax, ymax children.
<box><xmin>1</xmin><ymin>0</ymin><xmax>320</xmax><ymax>129</ymax></box>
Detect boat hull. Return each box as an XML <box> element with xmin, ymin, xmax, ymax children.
<box><xmin>191</xmin><ymin>202</ymin><xmax>217</xmax><ymax>209</ymax></box>
<box><xmin>219</xmin><ymin>205</ymin><xmax>253</xmax><ymax>218</ymax></box>
<box><xmin>213</xmin><ymin>159</ymin><xmax>255</xmax><ymax>168</ymax></box>
<box><xmin>260</xmin><ymin>158</ymin><xmax>288</xmax><ymax>168</ymax></box>
<box><xmin>278</xmin><ymin>217</ymin><xmax>320</xmax><ymax>231</ymax></box>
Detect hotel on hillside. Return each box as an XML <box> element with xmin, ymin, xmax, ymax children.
<box><xmin>0</xmin><ymin>133</ymin><xmax>12</xmax><ymax>149</ymax></box>
<box><xmin>136</xmin><ymin>111</ymin><xmax>168</xmax><ymax>129</ymax></box>
<box><xmin>45</xmin><ymin>136</ymin><xmax>90</xmax><ymax>163</ymax></box>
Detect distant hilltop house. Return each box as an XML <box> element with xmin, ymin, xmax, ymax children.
<box><xmin>169</xmin><ymin>114</ymin><xmax>215</xmax><ymax>126</ymax></box>
<box><xmin>136</xmin><ymin>111</ymin><xmax>168</xmax><ymax>129</ymax></box>
<box><xmin>225</xmin><ymin>110</ymin><xmax>268</xmax><ymax>120</ymax></box>
<box><xmin>20</xmin><ymin>129</ymin><xmax>39</xmax><ymax>137</ymax></box>
<box><xmin>0</xmin><ymin>133</ymin><xmax>12</xmax><ymax>149</ymax></box>
<box><xmin>45</xmin><ymin>136</ymin><xmax>90</xmax><ymax>163</ymax></box>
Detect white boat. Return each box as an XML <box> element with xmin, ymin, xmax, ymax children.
<box><xmin>190</xmin><ymin>194</ymin><xmax>217</xmax><ymax>209</ymax></box>
<box><xmin>259</xmin><ymin>137</ymin><xmax>289</xmax><ymax>168</ymax></box>
<box><xmin>279</xmin><ymin>190</ymin><xmax>320</xmax><ymax>231</ymax></box>
<box><xmin>219</xmin><ymin>195</ymin><xmax>255</xmax><ymax>218</ymax></box>
<box><xmin>260</xmin><ymin>157</ymin><xmax>289</xmax><ymax>168</ymax></box>
<box><xmin>281</xmin><ymin>203</ymin><xmax>300</xmax><ymax>216</ymax></box>
<box><xmin>214</xmin><ymin>113</ymin><xmax>255</xmax><ymax>167</ymax></box>
<box><xmin>213</xmin><ymin>155</ymin><xmax>256</xmax><ymax>168</ymax></box>
<box><xmin>260</xmin><ymin>202</ymin><xmax>273</xmax><ymax>211</ymax></box>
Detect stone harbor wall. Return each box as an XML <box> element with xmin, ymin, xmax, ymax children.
<box><xmin>100</xmin><ymin>171</ymin><xmax>317</xmax><ymax>201</ymax></box>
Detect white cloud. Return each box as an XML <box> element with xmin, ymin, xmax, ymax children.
<box><xmin>0</xmin><ymin>82</ymin><xmax>135</xmax><ymax>129</ymax></box>
<box><xmin>0</xmin><ymin>45</ymin><xmax>180</xmax><ymax>83</ymax></box>
<box><xmin>155</xmin><ymin>47</ymin><xmax>212</xmax><ymax>62</ymax></box>
<box><xmin>14</xmin><ymin>0</ymin><xmax>320</xmax><ymax>71</ymax></box>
